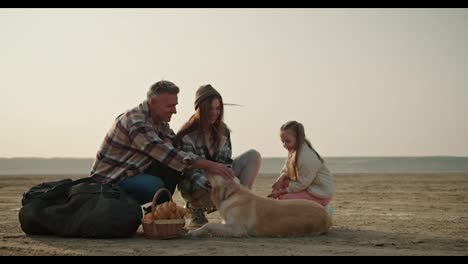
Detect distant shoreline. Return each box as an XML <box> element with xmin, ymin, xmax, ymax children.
<box><xmin>2</xmin><ymin>156</ymin><xmax>468</xmax><ymax>175</ymax></box>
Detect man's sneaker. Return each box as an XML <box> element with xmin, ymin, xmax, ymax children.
<box><xmin>187</xmin><ymin>208</ymin><xmax>208</xmax><ymax>229</ymax></box>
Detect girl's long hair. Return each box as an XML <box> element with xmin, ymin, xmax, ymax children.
<box><xmin>281</xmin><ymin>121</ymin><xmax>323</xmax><ymax>181</ymax></box>
<box><xmin>175</xmin><ymin>95</ymin><xmax>227</xmax><ymax>152</ymax></box>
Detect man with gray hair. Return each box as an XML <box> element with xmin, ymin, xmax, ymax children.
<box><xmin>90</xmin><ymin>80</ymin><xmax>234</xmax><ymax>206</ymax></box>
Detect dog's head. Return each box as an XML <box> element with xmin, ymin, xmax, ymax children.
<box><xmin>209</xmin><ymin>178</ymin><xmax>240</xmax><ymax>209</ymax></box>
<box><xmin>205</xmin><ymin>171</ymin><xmax>241</xmax><ymax>208</ymax></box>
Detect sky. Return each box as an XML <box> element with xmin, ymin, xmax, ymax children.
<box><xmin>1</xmin><ymin>8</ymin><xmax>467</xmax><ymax>158</ymax></box>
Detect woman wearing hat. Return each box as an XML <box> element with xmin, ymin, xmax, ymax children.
<box><xmin>175</xmin><ymin>84</ymin><xmax>262</xmax><ymax>228</ymax></box>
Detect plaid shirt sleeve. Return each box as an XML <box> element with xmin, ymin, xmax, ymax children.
<box><xmin>127</xmin><ymin>118</ymin><xmax>199</xmax><ymax>172</ymax></box>
<box><xmin>179</xmin><ymin>134</ymin><xmax>212</xmax><ymax>191</ymax></box>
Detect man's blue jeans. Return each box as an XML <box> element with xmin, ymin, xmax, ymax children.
<box><xmin>118</xmin><ymin>161</ymin><xmax>182</xmax><ymax>205</ymax></box>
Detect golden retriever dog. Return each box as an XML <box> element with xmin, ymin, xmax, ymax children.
<box><xmin>186</xmin><ymin>172</ymin><xmax>332</xmax><ymax>238</ymax></box>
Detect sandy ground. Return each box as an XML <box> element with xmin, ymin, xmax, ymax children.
<box><xmin>1</xmin><ymin>173</ymin><xmax>467</xmax><ymax>256</ymax></box>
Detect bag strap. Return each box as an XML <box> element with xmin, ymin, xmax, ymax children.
<box><xmin>68</xmin><ymin>180</ymin><xmax>121</xmax><ymax>198</ymax></box>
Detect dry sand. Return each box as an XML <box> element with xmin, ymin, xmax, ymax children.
<box><xmin>1</xmin><ymin>173</ymin><xmax>467</xmax><ymax>255</ymax></box>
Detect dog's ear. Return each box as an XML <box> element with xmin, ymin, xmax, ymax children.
<box><xmin>217</xmin><ymin>182</ymin><xmax>237</xmax><ymax>201</ymax></box>
<box><xmin>205</xmin><ymin>170</ymin><xmax>214</xmax><ymax>179</ymax></box>
<box><xmin>212</xmin><ymin>185</ymin><xmax>224</xmax><ymax>203</ymax></box>
<box><xmin>211</xmin><ymin>181</ymin><xmax>238</xmax><ymax>206</ymax></box>
<box><xmin>205</xmin><ymin>172</ymin><xmax>228</xmax><ymax>188</ymax></box>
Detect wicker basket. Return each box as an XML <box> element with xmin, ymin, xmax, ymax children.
<box><xmin>141</xmin><ymin>188</ymin><xmax>186</xmax><ymax>239</ymax></box>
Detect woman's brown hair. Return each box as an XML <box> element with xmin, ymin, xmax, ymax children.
<box><xmin>175</xmin><ymin>95</ymin><xmax>227</xmax><ymax>152</ymax></box>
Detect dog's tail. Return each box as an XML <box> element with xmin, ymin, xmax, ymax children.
<box><xmin>324</xmin><ymin>205</ymin><xmax>333</xmax><ymax>231</ymax></box>
<box><xmin>327</xmin><ymin>216</ymin><xmax>333</xmax><ymax>230</ymax></box>
<box><xmin>319</xmin><ymin>215</ymin><xmax>333</xmax><ymax>236</ymax></box>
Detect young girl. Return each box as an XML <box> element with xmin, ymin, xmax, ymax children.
<box><xmin>268</xmin><ymin>121</ymin><xmax>335</xmax><ymax>215</ymax></box>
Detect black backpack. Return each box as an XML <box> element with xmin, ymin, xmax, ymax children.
<box><xmin>19</xmin><ymin>177</ymin><xmax>142</xmax><ymax>238</ymax></box>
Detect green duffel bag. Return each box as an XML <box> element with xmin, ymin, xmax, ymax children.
<box><xmin>19</xmin><ymin>177</ymin><xmax>142</xmax><ymax>238</ymax></box>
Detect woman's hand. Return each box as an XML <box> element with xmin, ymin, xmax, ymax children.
<box><xmin>209</xmin><ymin>162</ymin><xmax>235</xmax><ymax>181</ymax></box>
<box><xmin>194</xmin><ymin>159</ymin><xmax>235</xmax><ymax>181</ymax></box>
